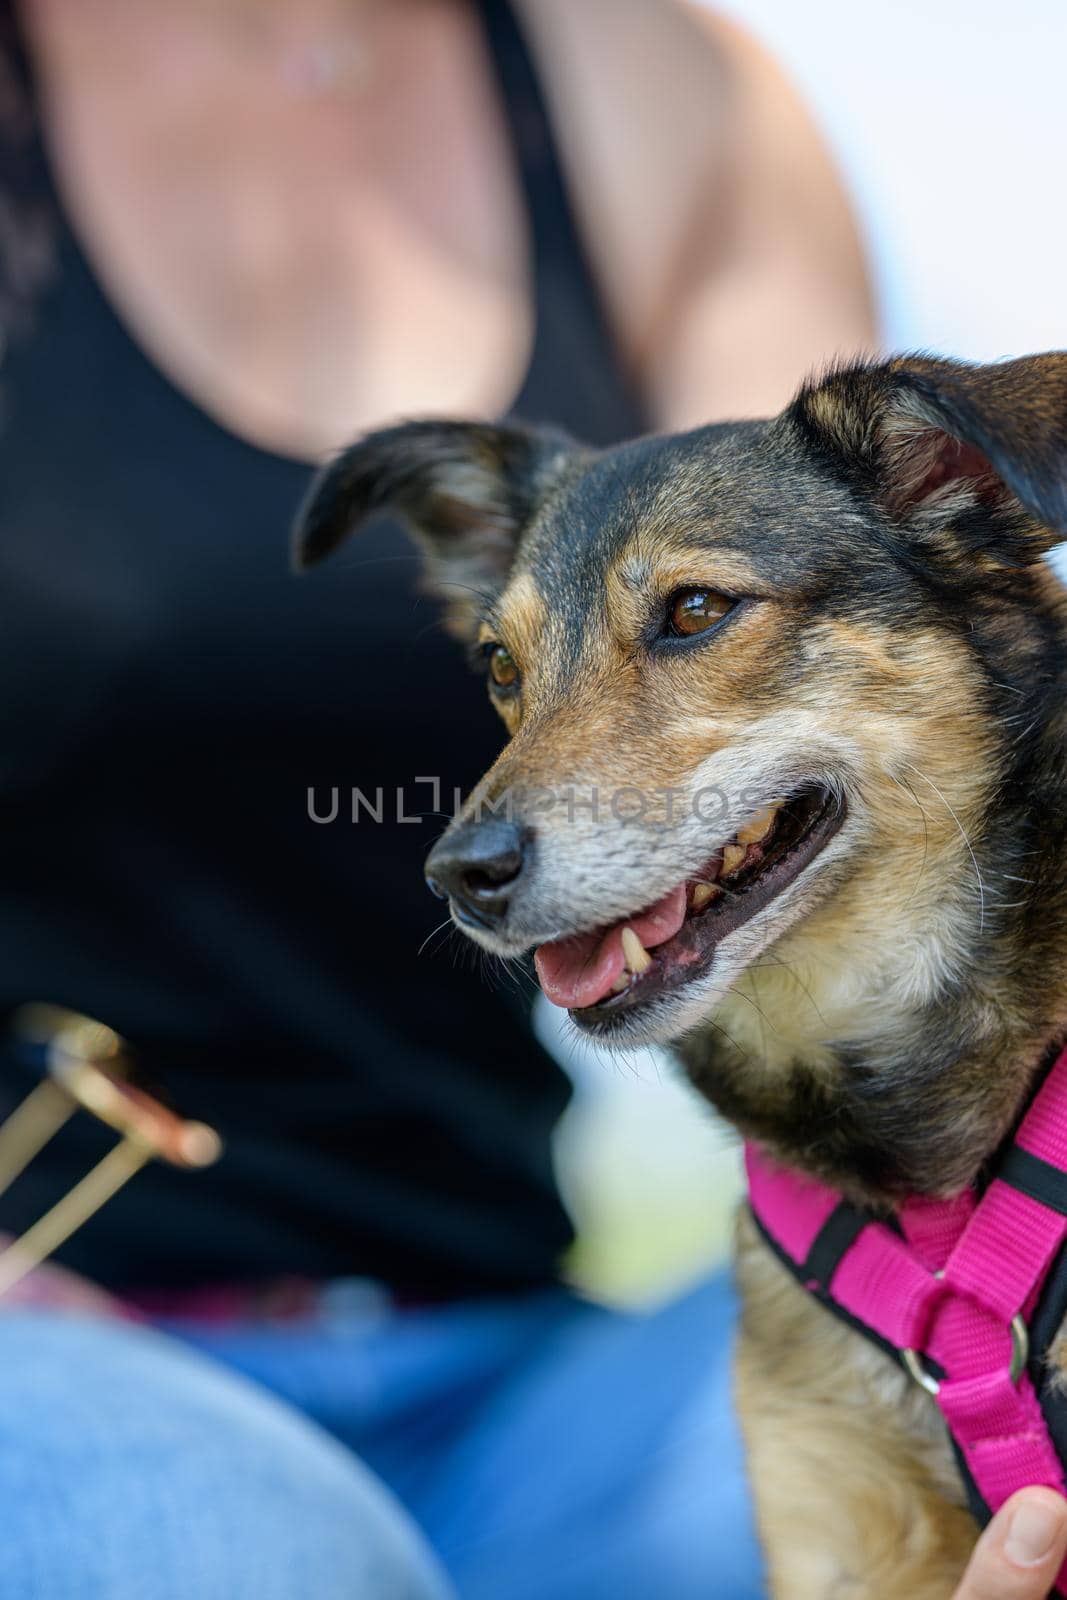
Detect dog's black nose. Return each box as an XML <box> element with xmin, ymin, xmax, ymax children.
<box><xmin>425</xmin><ymin>820</ymin><xmax>527</xmax><ymax>929</ymax></box>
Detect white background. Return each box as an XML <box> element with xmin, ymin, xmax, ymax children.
<box><xmin>715</xmin><ymin>0</ymin><xmax>1067</xmax><ymax>361</ymax></box>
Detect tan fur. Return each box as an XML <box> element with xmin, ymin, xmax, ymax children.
<box><xmin>736</xmin><ymin>1212</ymin><xmax>979</xmax><ymax>1599</ymax></box>
<box><xmin>712</xmin><ymin>624</ymin><xmax>1000</xmax><ymax>1115</ymax></box>
<box><xmin>492</xmin><ymin>572</ymin><xmax>547</xmax><ymax>665</ymax></box>
<box><xmin>481</xmin><ymin>556</ymin><xmax>1006</xmax><ymax>1103</ymax></box>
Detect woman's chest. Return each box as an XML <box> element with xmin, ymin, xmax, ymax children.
<box><xmin>24</xmin><ymin>1</ymin><xmax>535</xmax><ymax>458</ymax></box>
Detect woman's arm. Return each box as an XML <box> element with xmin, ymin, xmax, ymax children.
<box><xmin>643</xmin><ymin>9</ymin><xmax>877</xmax><ymax>429</ymax></box>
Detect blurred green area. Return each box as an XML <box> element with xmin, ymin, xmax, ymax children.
<box><xmin>536</xmin><ymin>999</ymin><xmax>744</xmax><ymax>1309</ymax></box>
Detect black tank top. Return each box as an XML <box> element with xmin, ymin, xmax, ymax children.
<box><xmin>0</xmin><ymin>1</ymin><xmax>645</xmax><ymax>1292</ymax></box>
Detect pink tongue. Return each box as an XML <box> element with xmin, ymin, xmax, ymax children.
<box><xmin>534</xmin><ymin>884</ymin><xmax>688</xmax><ymax>1010</ymax></box>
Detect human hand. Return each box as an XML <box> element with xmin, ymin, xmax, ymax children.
<box><xmin>953</xmin><ymin>1490</ymin><xmax>1067</xmax><ymax>1599</ymax></box>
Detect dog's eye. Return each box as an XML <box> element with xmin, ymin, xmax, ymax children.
<box><xmin>486</xmin><ymin>644</ymin><xmax>519</xmax><ymax>690</ymax></box>
<box><xmin>666</xmin><ymin>588</ymin><xmax>734</xmax><ymax>638</ymax></box>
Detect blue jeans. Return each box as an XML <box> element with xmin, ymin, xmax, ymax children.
<box><xmin>0</xmin><ymin>1275</ymin><xmax>764</xmax><ymax>1599</ymax></box>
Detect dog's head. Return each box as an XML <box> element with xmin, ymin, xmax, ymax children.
<box><xmin>295</xmin><ymin>354</ymin><xmax>1067</xmax><ymax>1192</ymax></box>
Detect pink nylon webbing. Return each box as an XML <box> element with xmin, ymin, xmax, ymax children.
<box><xmin>745</xmin><ymin>1045</ymin><xmax>1067</xmax><ymax>1594</ymax></box>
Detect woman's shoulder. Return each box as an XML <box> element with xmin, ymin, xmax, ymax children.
<box><xmin>515</xmin><ymin>0</ymin><xmax>873</xmax><ymax>424</ymax></box>
<box><xmin>514</xmin><ymin>2</ymin><xmax>828</xmax><ymax>364</ymax></box>
<box><xmin>514</xmin><ymin>0</ymin><xmax>730</xmax><ymax>352</ymax></box>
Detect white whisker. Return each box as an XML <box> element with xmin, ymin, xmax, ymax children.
<box><xmin>899</xmin><ymin>761</ymin><xmax>986</xmax><ymax>934</ymax></box>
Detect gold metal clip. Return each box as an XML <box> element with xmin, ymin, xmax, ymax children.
<box><xmin>0</xmin><ymin>1006</ymin><xmax>222</xmax><ymax>1298</ymax></box>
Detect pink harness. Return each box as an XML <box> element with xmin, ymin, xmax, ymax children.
<box><xmin>746</xmin><ymin>1044</ymin><xmax>1067</xmax><ymax>1594</ymax></box>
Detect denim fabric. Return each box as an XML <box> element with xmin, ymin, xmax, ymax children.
<box><xmin>0</xmin><ymin>1312</ymin><xmax>452</xmax><ymax>1599</ymax></box>
<box><xmin>0</xmin><ymin>1274</ymin><xmax>765</xmax><ymax>1599</ymax></box>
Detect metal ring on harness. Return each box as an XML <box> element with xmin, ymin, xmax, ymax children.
<box><xmin>902</xmin><ymin>1313</ymin><xmax>1030</xmax><ymax>1398</ymax></box>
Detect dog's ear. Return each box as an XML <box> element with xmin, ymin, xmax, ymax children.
<box><xmin>292</xmin><ymin>419</ymin><xmax>574</xmax><ymax>636</ymax></box>
<box><xmin>791</xmin><ymin>353</ymin><xmax>1067</xmax><ymax>567</ymax></box>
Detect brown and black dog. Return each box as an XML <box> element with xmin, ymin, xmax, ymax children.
<box><xmin>294</xmin><ymin>354</ymin><xmax>1067</xmax><ymax>1596</ymax></box>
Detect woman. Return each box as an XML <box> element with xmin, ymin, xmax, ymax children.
<box><xmin>0</xmin><ymin>1</ymin><xmax>875</xmax><ymax>1594</ymax></box>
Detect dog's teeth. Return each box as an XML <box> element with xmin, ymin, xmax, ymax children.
<box><xmin>610</xmin><ymin>974</ymin><xmax>630</xmax><ymax>995</ymax></box>
<box><xmin>621</xmin><ymin>927</ymin><xmax>653</xmax><ymax>974</ymax></box>
<box><xmin>721</xmin><ymin>843</ymin><xmax>746</xmax><ymax>876</ymax></box>
<box><xmin>736</xmin><ymin>803</ymin><xmax>780</xmax><ymax>847</ymax></box>
<box><xmin>689</xmin><ymin>882</ymin><xmax>722</xmax><ymax>912</ymax></box>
